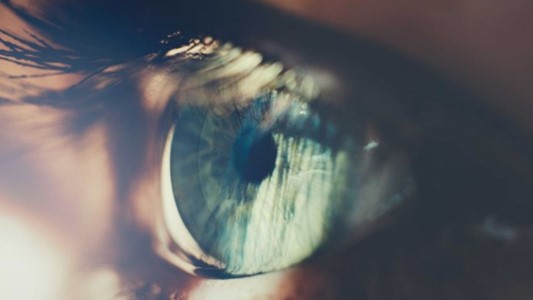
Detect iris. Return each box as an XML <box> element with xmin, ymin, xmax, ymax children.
<box><xmin>169</xmin><ymin>91</ymin><xmax>356</xmax><ymax>276</ymax></box>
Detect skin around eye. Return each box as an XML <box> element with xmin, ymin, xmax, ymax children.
<box><xmin>259</xmin><ymin>0</ymin><xmax>533</xmax><ymax>134</ymax></box>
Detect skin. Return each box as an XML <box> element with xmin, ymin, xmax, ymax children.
<box><xmin>260</xmin><ymin>0</ymin><xmax>533</xmax><ymax>133</ymax></box>
<box><xmin>1</xmin><ymin>0</ymin><xmax>532</xmax><ymax>299</ymax></box>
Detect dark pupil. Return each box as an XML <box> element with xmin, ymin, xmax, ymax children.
<box><xmin>232</xmin><ymin>126</ymin><xmax>277</xmax><ymax>184</ymax></box>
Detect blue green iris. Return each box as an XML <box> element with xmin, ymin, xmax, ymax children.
<box><xmin>170</xmin><ymin>92</ymin><xmax>355</xmax><ymax>275</ymax></box>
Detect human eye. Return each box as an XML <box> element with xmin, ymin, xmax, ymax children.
<box><xmin>149</xmin><ymin>38</ymin><xmax>416</xmax><ymax>278</ymax></box>
<box><xmin>141</xmin><ymin>0</ymin><xmax>533</xmax><ymax>288</ymax></box>
<box><xmin>2</xmin><ymin>0</ymin><xmax>533</xmax><ymax>299</ymax></box>
<box><xmin>143</xmin><ymin>2</ymin><xmax>533</xmax><ymax>296</ymax></box>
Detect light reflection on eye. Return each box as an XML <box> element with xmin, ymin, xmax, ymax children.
<box><xmin>157</xmin><ymin>40</ymin><xmax>415</xmax><ymax>278</ymax></box>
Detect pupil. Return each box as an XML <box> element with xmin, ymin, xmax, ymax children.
<box><xmin>232</xmin><ymin>127</ymin><xmax>277</xmax><ymax>184</ymax></box>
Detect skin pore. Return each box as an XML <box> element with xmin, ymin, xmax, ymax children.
<box><xmin>1</xmin><ymin>0</ymin><xmax>533</xmax><ymax>299</ymax></box>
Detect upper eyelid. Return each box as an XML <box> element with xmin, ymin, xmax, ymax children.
<box><xmin>153</xmin><ymin>40</ymin><xmax>319</xmax><ymax>106</ymax></box>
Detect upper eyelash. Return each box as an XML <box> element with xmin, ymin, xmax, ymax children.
<box><xmin>0</xmin><ymin>27</ymin><xmax>315</xmax><ymax>118</ymax></box>
<box><xmin>158</xmin><ymin>38</ymin><xmax>320</xmax><ymax>109</ymax></box>
<box><xmin>0</xmin><ymin>6</ymin><xmax>197</xmax><ymax>107</ymax></box>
